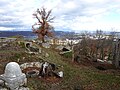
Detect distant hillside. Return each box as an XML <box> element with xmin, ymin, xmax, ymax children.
<box><xmin>0</xmin><ymin>31</ymin><xmax>35</xmax><ymax>37</ymax></box>
<box><xmin>54</xmin><ymin>31</ymin><xmax>75</xmax><ymax>37</ymax></box>
<box><xmin>0</xmin><ymin>31</ymin><xmax>75</xmax><ymax>37</ymax></box>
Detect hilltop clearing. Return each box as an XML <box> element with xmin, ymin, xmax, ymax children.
<box><xmin>0</xmin><ymin>38</ymin><xmax>120</xmax><ymax>90</ymax></box>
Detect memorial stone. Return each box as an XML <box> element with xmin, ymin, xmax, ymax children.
<box><xmin>0</xmin><ymin>62</ymin><xmax>27</xmax><ymax>90</ymax></box>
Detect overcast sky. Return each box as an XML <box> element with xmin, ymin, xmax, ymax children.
<box><xmin>0</xmin><ymin>0</ymin><xmax>120</xmax><ymax>32</ymax></box>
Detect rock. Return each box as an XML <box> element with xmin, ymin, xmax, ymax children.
<box><xmin>38</xmin><ymin>62</ymin><xmax>58</xmax><ymax>77</ymax></box>
<box><xmin>0</xmin><ymin>88</ymin><xmax>7</xmax><ymax>90</ymax></box>
<box><xmin>20</xmin><ymin>62</ymin><xmax>43</xmax><ymax>70</ymax></box>
<box><xmin>107</xmin><ymin>61</ymin><xmax>112</xmax><ymax>64</ymax></box>
<box><xmin>0</xmin><ymin>80</ymin><xmax>4</xmax><ymax>86</ymax></box>
<box><xmin>97</xmin><ymin>59</ymin><xmax>104</xmax><ymax>63</ymax></box>
<box><xmin>64</xmin><ymin>46</ymin><xmax>71</xmax><ymax>51</ymax></box>
<box><xmin>55</xmin><ymin>45</ymin><xmax>64</xmax><ymax>51</ymax></box>
<box><xmin>39</xmin><ymin>48</ymin><xmax>42</xmax><ymax>53</ymax></box>
<box><xmin>32</xmin><ymin>40</ymin><xmax>36</xmax><ymax>43</ymax></box>
<box><xmin>57</xmin><ymin>71</ymin><xmax>63</xmax><ymax>78</ymax></box>
<box><xmin>34</xmin><ymin>62</ymin><xmax>43</xmax><ymax>68</ymax></box>
<box><xmin>42</xmin><ymin>62</ymin><xmax>49</xmax><ymax>74</ymax></box>
<box><xmin>20</xmin><ymin>63</ymin><xmax>27</xmax><ymax>70</ymax></box>
<box><xmin>19</xmin><ymin>87</ymin><xmax>30</xmax><ymax>90</ymax></box>
<box><xmin>25</xmin><ymin>42</ymin><xmax>41</xmax><ymax>54</ymax></box>
<box><xmin>62</xmin><ymin>47</ymin><xmax>69</xmax><ymax>51</ymax></box>
<box><xmin>25</xmin><ymin>42</ymin><xmax>32</xmax><ymax>48</ymax></box>
<box><xmin>45</xmin><ymin>53</ymin><xmax>49</xmax><ymax>57</ymax></box>
<box><xmin>2</xmin><ymin>44</ymin><xmax>8</xmax><ymax>47</ymax></box>
<box><xmin>56</xmin><ymin>45</ymin><xmax>71</xmax><ymax>51</ymax></box>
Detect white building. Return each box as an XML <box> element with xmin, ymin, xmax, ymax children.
<box><xmin>48</xmin><ymin>38</ymin><xmax>81</xmax><ymax>45</ymax></box>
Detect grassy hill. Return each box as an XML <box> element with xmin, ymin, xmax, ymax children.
<box><xmin>0</xmin><ymin>38</ymin><xmax>120</xmax><ymax>90</ymax></box>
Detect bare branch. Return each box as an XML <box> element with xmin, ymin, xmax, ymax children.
<box><xmin>46</xmin><ymin>10</ymin><xmax>52</xmax><ymax>20</ymax></box>
<box><xmin>36</xmin><ymin>15</ymin><xmax>42</xmax><ymax>24</ymax></box>
<box><xmin>37</xmin><ymin>9</ymin><xmax>41</xmax><ymax>15</ymax></box>
<box><xmin>47</xmin><ymin>16</ymin><xmax>55</xmax><ymax>22</ymax></box>
<box><xmin>42</xmin><ymin>8</ymin><xmax>46</xmax><ymax>17</ymax></box>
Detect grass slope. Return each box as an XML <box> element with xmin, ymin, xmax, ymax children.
<box><xmin>0</xmin><ymin>40</ymin><xmax>120</xmax><ymax>90</ymax></box>
<box><xmin>28</xmin><ymin>48</ymin><xmax>120</xmax><ymax>90</ymax></box>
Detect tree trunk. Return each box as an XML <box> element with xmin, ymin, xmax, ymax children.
<box><xmin>113</xmin><ymin>40</ymin><xmax>120</xmax><ymax>68</ymax></box>
<box><xmin>72</xmin><ymin>45</ymin><xmax>74</xmax><ymax>62</ymax></box>
<box><xmin>41</xmin><ymin>35</ymin><xmax>45</xmax><ymax>43</ymax></box>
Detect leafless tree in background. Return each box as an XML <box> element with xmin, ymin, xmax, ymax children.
<box><xmin>32</xmin><ymin>7</ymin><xmax>54</xmax><ymax>42</ymax></box>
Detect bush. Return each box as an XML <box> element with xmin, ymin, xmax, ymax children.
<box><xmin>63</xmin><ymin>51</ymin><xmax>72</xmax><ymax>58</ymax></box>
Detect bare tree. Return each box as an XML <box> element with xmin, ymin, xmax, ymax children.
<box><xmin>32</xmin><ymin>7</ymin><xmax>55</xmax><ymax>42</ymax></box>
<box><xmin>111</xmin><ymin>32</ymin><xmax>120</xmax><ymax>68</ymax></box>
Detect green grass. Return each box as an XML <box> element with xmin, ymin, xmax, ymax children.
<box><xmin>63</xmin><ymin>51</ymin><xmax>72</xmax><ymax>58</ymax></box>
<box><xmin>38</xmin><ymin>48</ymin><xmax>120</xmax><ymax>90</ymax></box>
<box><xmin>1</xmin><ymin>41</ymin><xmax>120</xmax><ymax>90</ymax></box>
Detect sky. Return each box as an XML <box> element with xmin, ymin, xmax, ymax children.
<box><xmin>0</xmin><ymin>0</ymin><xmax>120</xmax><ymax>32</ymax></box>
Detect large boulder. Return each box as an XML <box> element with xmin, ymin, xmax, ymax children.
<box><xmin>25</xmin><ymin>42</ymin><xmax>41</xmax><ymax>53</ymax></box>
<box><xmin>55</xmin><ymin>45</ymin><xmax>64</xmax><ymax>51</ymax></box>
